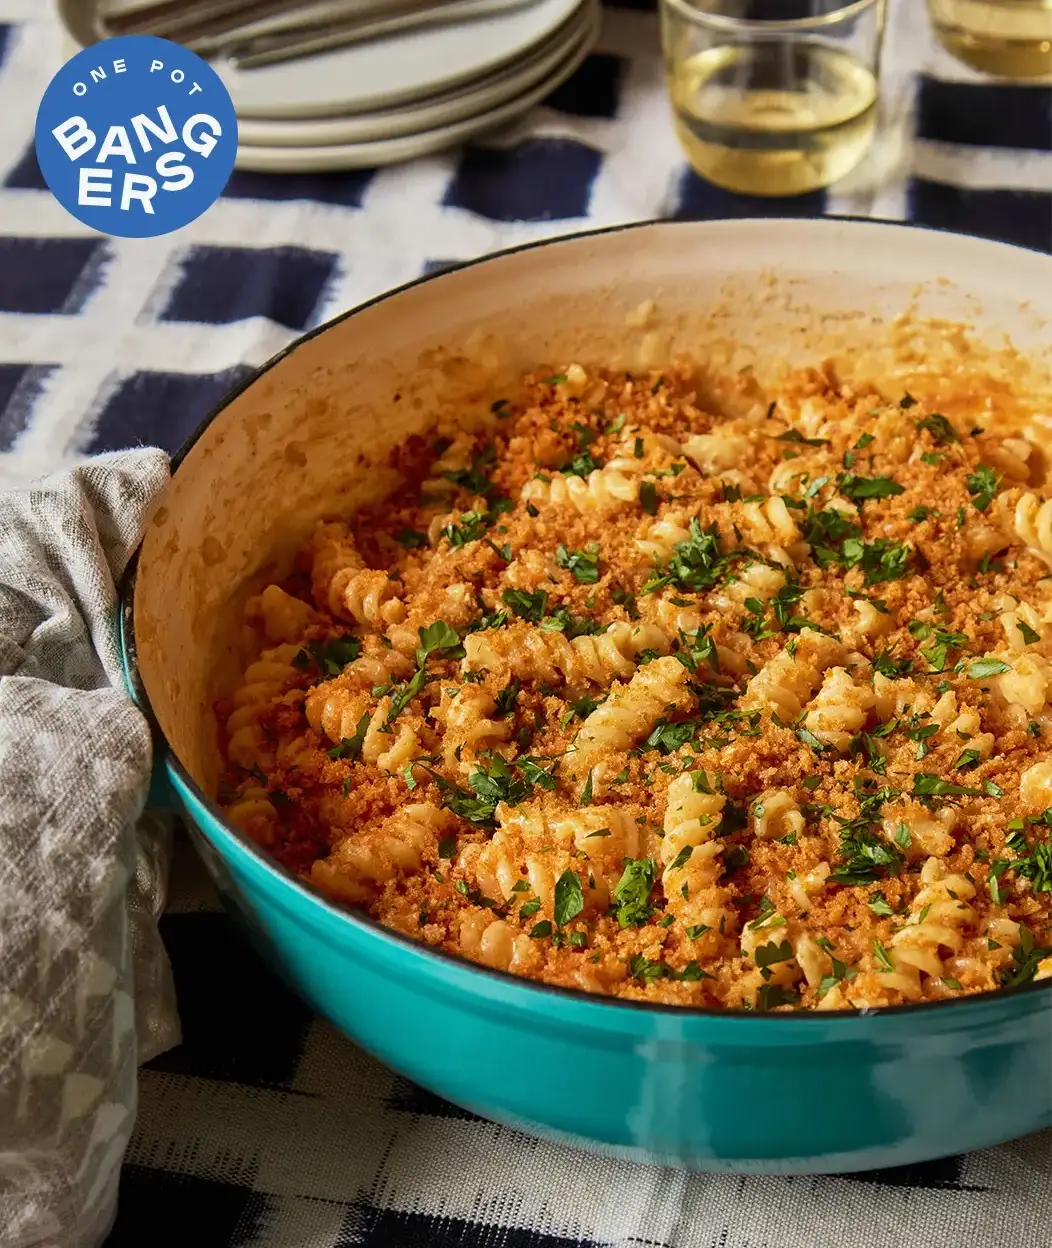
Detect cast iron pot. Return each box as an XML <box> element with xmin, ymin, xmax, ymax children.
<box><xmin>122</xmin><ymin>218</ymin><xmax>1052</xmax><ymax>1173</ymax></box>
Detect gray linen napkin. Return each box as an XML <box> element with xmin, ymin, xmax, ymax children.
<box><xmin>0</xmin><ymin>451</ymin><xmax>180</xmax><ymax>1248</ymax></box>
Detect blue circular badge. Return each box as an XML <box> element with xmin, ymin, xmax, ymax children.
<box><xmin>35</xmin><ymin>35</ymin><xmax>237</xmax><ymax>238</ymax></box>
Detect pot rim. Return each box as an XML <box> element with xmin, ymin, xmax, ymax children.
<box><xmin>123</xmin><ymin>214</ymin><xmax>1052</xmax><ymax>1025</ymax></box>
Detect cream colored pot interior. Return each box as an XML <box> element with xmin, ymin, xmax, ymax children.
<box><xmin>133</xmin><ymin>219</ymin><xmax>1052</xmax><ymax>797</ymax></box>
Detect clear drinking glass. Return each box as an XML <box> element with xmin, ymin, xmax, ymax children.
<box><xmin>928</xmin><ymin>0</ymin><xmax>1052</xmax><ymax>79</ymax></box>
<box><xmin>660</xmin><ymin>0</ymin><xmax>887</xmax><ymax>197</ymax></box>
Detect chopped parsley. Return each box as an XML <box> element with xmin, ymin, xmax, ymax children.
<box><xmin>673</xmin><ymin>625</ymin><xmax>719</xmax><ymax>673</ymax></box>
<box><xmin>967</xmin><ymin>658</ymin><xmax>1011</xmax><ymax>679</ymax></box>
<box><xmin>561</xmin><ymin>449</ymin><xmax>604</xmax><ymax>478</ymax></box>
<box><xmin>841</xmin><ymin>536</ymin><xmax>912</xmax><ymax>586</ymax></box>
<box><xmin>966</xmin><ymin>463</ymin><xmax>1001</xmax><ymax>512</ymax></box>
<box><xmin>639</xmin><ymin>480</ymin><xmax>660</xmax><ymax>515</ymax></box>
<box><xmin>327</xmin><ymin>711</ymin><xmax>371</xmax><ymax>762</ymax></box>
<box><xmin>553</xmin><ymin>870</ymin><xmax>584</xmax><ymax>926</ymax></box>
<box><xmin>867</xmin><ymin>892</ymin><xmax>895</xmax><ymax>917</ymax></box>
<box><xmin>612</xmin><ymin>858</ymin><xmax>657</xmax><ymax>928</ymax></box>
<box><xmin>818</xmin><ymin>955</ymin><xmax>859</xmax><ymax>999</ymax></box>
<box><xmin>873</xmin><ymin>649</ymin><xmax>912</xmax><ymax>679</ymax></box>
<box><xmin>774</xmin><ymin>429</ymin><xmax>830</xmax><ymax>448</ymax></box>
<box><xmin>837</xmin><ymin>473</ymin><xmax>904</xmax><ymax>504</ymax></box>
<box><xmin>953</xmin><ymin>748</ymin><xmax>982</xmax><ymax>771</ymax></box>
<box><xmin>921</xmin><ymin>627</ymin><xmax>968</xmax><ymax>672</ymax></box>
<box><xmin>494</xmin><ymin>680</ymin><xmax>520</xmax><ymax>718</ymax></box>
<box><xmin>754</xmin><ymin>938</ymin><xmax>794</xmax><ymax>978</ymax></box>
<box><xmin>828</xmin><ymin>786</ymin><xmax>904</xmax><ymax>885</ymax></box>
<box><xmin>441</xmin><ymin>445</ymin><xmax>503</xmax><ymax>498</ymax></box>
<box><xmin>914</xmin><ymin>413</ymin><xmax>959</xmax><ymax>444</ymax></box>
<box><xmin>1003</xmin><ymin>924</ymin><xmax>1052</xmax><ymax>988</ymax></box>
<box><xmin>561</xmin><ymin>693</ymin><xmax>604</xmax><ymax>727</ymax></box>
<box><xmin>541</xmin><ymin>606</ymin><xmax>604</xmax><ymax>638</ymax></box>
<box><xmin>872</xmin><ymin>940</ymin><xmax>896</xmax><ymax>973</ymax></box>
<box><xmin>300</xmin><ymin>634</ymin><xmax>362</xmax><ymax>677</ymax></box>
<box><xmin>556</xmin><ymin>543</ymin><xmax>601</xmax><ymax>584</ymax></box>
<box><xmin>629</xmin><ymin>954</ymin><xmax>710</xmax><ymax>984</ymax></box>
<box><xmin>643</xmin><ymin>719</ymin><xmax>697</xmax><ymax>755</ymax></box>
<box><xmin>1013</xmin><ymin>834</ymin><xmax>1052</xmax><ymax>894</ymax></box>
<box><xmin>611</xmin><ymin>584</ymin><xmax>639</xmax><ymax>619</ymax></box>
<box><xmin>424</xmin><ymin>754</ymin><xmax>557</xmax><ymax>828</ymax></box>
<box><xmin>502</xmin><ymin>588</ymin><xmax>547</xmax><ymax>622</ymax></box>
<box><xmin>1019</xmin><ymin>620</ymin><xmax>1042</xmax><ymax>646</ymax></box>
<box><xmin>755</xmin><ymin>984</ymin><xmax>799</xmax><ymax>1010</ymax></box>
<box><xmin>912</xmin><ymin>773</ymin><xmax>983</xmax><ymax>799</ymax></box>
<box><xmin>415</xmin><ymin>620</ymin><xmax>463</xmax><ymax>667</ymax></box>
<box><xmin>642</xmin><ymin>518</ymin><xmax>747</xmax><ymax>595</ymax></box>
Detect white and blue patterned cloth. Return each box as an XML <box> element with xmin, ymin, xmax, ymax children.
<box><xmin>0</xmin><ymin>0</ymin><xmax>1050</xmax><ymax>1244</ymax></box>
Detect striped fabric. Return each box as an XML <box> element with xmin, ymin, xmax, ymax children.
<box><xmin>0</xmin><ymin>1</ymin><xmax>1048</xmax><ymax>1244</ymax></box>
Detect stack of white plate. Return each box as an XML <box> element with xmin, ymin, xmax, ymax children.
<box><xmin>58</xmin><ymin>0</ymin><xmax>600</xmax><ymax>173</ymax></box>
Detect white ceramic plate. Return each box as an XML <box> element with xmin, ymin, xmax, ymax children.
<box><xmin>233</xmin><ymin>6</ymin><xmax>598</xmax><ymax>172</ymax></box>
<box><xmin>235</xmin><ymin>2</ymin><xmax>594</xmax><ymax>148</ymax></box>
<box><xmin>218</xmin><ymin>0</ymin><xmax>583</xmax><ymax>120</ymax></box>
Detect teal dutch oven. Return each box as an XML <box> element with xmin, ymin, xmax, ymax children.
<box><xmin>121</xmin><ymin>219</ymin><xmax>1052</xmax><ymax>1172</ymax></box>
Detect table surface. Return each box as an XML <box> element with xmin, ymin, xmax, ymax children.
<box><xmin>1</xmin><ymin>1</ymin><xmax>1050</xmax><ymax>1245</ymax></box>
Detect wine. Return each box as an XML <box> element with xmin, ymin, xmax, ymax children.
<box><xmin>668</xmin><ymin>41</ymin><xmax>878</xmax><ymax>197</ymax></box>
<box><xmin>929</xmin><ymin>0</ymin><xmax>1052</xmax><ymax>78</ymax></box>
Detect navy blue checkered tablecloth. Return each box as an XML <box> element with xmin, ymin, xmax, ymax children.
<box><xmin>1</xmin><ymin>1</ymin><xmax>1050</xmax><ymax>1245</ymax></box>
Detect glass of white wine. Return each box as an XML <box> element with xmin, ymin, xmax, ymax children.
<box><xmin>928</xmin><ymin>0</ymin><xmax>1052</xmax><ymax>78</ymax></box>
<box><xmin>660</xmin><ymin>0</ymin><xmax>887</xmax><ymax>197</ymax></box>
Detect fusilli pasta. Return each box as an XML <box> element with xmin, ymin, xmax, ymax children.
<box><xmin>218</xmin><ymin>356</ymin><xmax>1052</xmax><ymax>1013</ymax></box>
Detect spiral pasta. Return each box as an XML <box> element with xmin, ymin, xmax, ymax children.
<box><xmin>986</xmin><ymin>650</ymin><xmax>1051</xmax><ymax>718</ymax></box>
<box><xmin>521</xmin><ymin>464</ymin><xmax>639</xmax><ymax>513</ymax></box>
<box><xmin>606</xmin><ymin>429</ymin><xmax>682</xmax><ymax>473</ymax></box>
<box><xmin>710</xmin><ymin>560</ymin><xmax>787</xmax><ymax>612</ymax></box>
<box><xmin>1012</xmin><ymin>492</ymin><xmax>1052</xmax><ymax>564</ymax></box>
<box><xmin>426</xmin><ymin>433</ymin><xmax>476</xmax><ymax>495</ymax></box>
<box><xmin>220</xmin><ymin>354</ymin><xmax>1052</xmax><ymax>1012</ymax></box>
<box><xmin>682</xmin><ymin>430</ymin><xmax>753</xmax><ymax>476</ymax></box>
<box><xmin>635</xmin><ymin>517</ymin><xmax>692</xmax><ymax>563</ymax></box>
<box><xmin>224</xmin><ymin>787</ymin><xmax>279</xmax><ymax>844</ymax></box>
<box><xmin>999</xmin><ymin>597</ymin><xmax>1045</xmax><ymax>651</ymax></box>
<box><xmin>573</xmin><ymin>656</ymin><xmax>691</xmax><ymax>767</ymax></box>
<box><xmin>463</xmin><ymin>620</ymin><xmax>671</xmax><ymax>686</ymax></box>
<box><xmin>1020</xmin><ymin>760</ymin><xmax>1052</xmax><ymax>811</ymax></box>
<box><xmin>660</xmin><ymin>772</ymin><xmax>735</xmax><ymax>939</ymax></box>
<box><xmin>304</xmin><ymin>684</ymin><xmax>421</xmax><ymax>775</ymax></box>
<box><xmin>751</xmin><ymin>789</ymin><xmax>804</xmax><ymax>841</ymax></box>
<box><xmin>742</xmin><ymin>631</ymin><xmax>845</xmax><ymax>720</ymax></box>
<box><xmin>803</xmin><ymin>666</ymin><xmax>876</xmax><ymax>752</ymax></box>
<box><xmin>256</xmin><ymin>584</ymin><xmax>317</xmax><ymax>643</ymax></box>
<box><xmin>880</xmin><ymin>800</ymin><xmax>957</xmax><ymax>859</ymax></box>
<box><xmin>458</xmin><ymin>913</ymin><xmax>543</xmax><ymax>975</ymax></box>
<box><xmin>311</xmin><ymin>803</ymin><xmax>455</xmax><ymax>903</ymax></box>
<box><xmin>311</xmin><ymin>522</ymin><xmax>404</xmax><ymax>628</ymax></box>
<box><xmin>225</xmin><ymin>643</ymin><xmax>304</xmax><ymax>770</ymax></box>
<box><xmin>430</xmin><ymin>684</ymin><xmax>512</xmax><ymax>769</ymax></box>
<box><xmin>464</xmin><ymin>801</ymin><xmax>641</xmax><ymax>915</ymax></box>
<box><xmin>729</xmin><ymin>496</ymin><xmax>804</xmax><ymax>550</ymax></box>
<box><xmin>878</xmin><ymin>858</ymin><xmax>978</xmax><ymax>1000</ymax></box>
